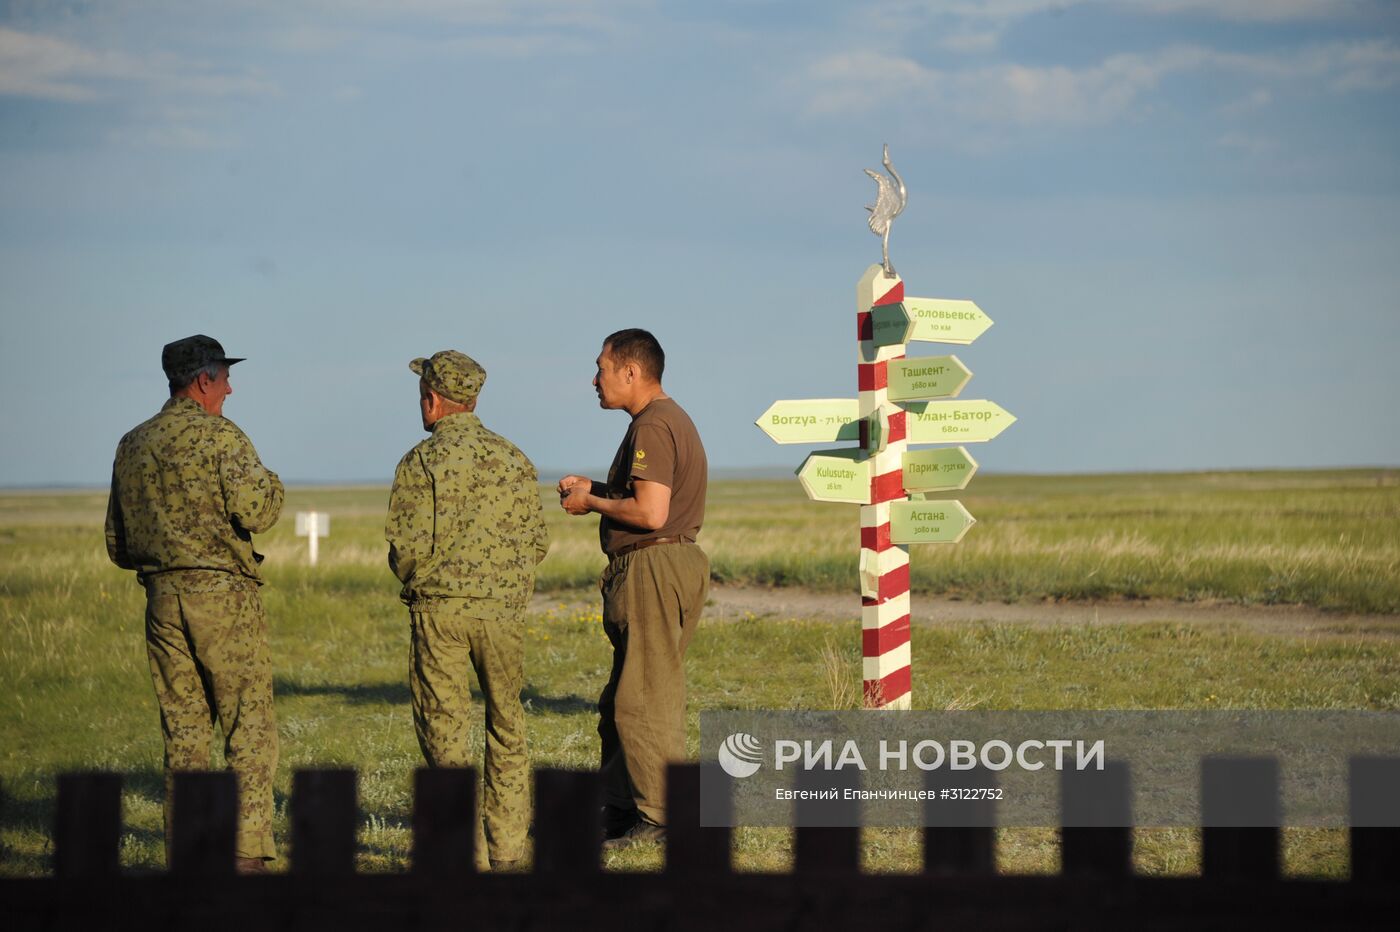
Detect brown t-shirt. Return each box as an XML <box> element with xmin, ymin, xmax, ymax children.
<box><xmin>599</xmin><ymin>396</ymin><xmax>707</xmax><ymax>556</ymax></box>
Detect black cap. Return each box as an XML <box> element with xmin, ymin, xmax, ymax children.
<box><xmin>161</xmin><ymin>334</ymin><xmax>245</xmax><ymax>384</ymax></box>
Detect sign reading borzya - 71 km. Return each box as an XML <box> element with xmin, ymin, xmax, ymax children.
<box><xmin>756</xmin><ymin>399</ymin><xmax>860</xmax><ymax>444</ymax></box>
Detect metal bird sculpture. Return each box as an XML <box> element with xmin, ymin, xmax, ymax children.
<box><xmin>864</xmin><ymin>143</ymin><xmax>908</xmax><ymax>278</ymax></box>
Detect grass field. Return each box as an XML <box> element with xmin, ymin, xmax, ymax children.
<box><xmin>2</xmin><ymin>470</ymin><xmax>1398</xmax><ymax>878</ymax></box>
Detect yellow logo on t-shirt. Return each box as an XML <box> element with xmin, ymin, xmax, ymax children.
<box><xmin>635</xmin><ymin>449</ymin><xmax>646</xmax><ymax>460</ymax></box>
<box><xmin>634</xmin><ymin>448</ymin><xmax>647</xmax><ymax>470</ymax></box>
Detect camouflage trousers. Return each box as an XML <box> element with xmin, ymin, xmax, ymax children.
<box><xmin>409</xmin><ymin>601</ymin><xmax>529</xmax><ymax>866</ymax></box>
<box><xmin>143</xmin><ymin>574</ymin><xmax>278</xmax><ymax>862</ymax></box>
<box><xmin>598</xmin><ymin>542</ymin><xmax>709</xmax><ymax>828</ymax></box>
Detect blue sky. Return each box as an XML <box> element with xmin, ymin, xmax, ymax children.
<box><xmin>2</xmin><ymin>0</ymin><xmax>1398</xmax><ymax>485</ymax></box>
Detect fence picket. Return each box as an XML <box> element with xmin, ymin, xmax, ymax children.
<box><xmin>923</xmin><ymin>767</ymin><xmax>996</xmax><ymax>874</ymax></box>
<box><xmin>412</xmin><ymin>768</ymin><xmax>476</xmax><ymax>875</ymax></box>
<box><xmin>1349</xmin><ymin>756</ymin><xmax>1400</xmax><ymax>883</ymax></box>
<box><xmin>666</xmin><ymin>763</ymin><xmax>731</xmax><ymax>874</ymax></box>
<box><xmin>1060</xmin><ymin>761</ymin><xmax>1132</xmax><ymax>877</ymax></box>
<box><xmin>292</xmin><ymin>769</ymin><xmax>357</xmax><ymax>876</ymax></box>
<box><xmin>1201</xmin><ymin>757</ymin><xmax>1279</xmax><ymax>881</ymax></box>
<box><xmin>793</xmin><ymin>766</ymin><xmax>860</xmax><ymax>873</ymax></box>
<box><xmin>170</xmin><ymin>771</ymin><xmax>237</xmax><ymax>875</ymax></box>
<box><xmin>533</xmin><ymin>769</ymin><xmax>599</xmax><ymax>873</ymax></box>
<box><xmin>54</xmin><ymin>773</ymin><xmax>122</xmax><ymax>879</ymax></box>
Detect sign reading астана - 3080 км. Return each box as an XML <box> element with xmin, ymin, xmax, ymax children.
<box><xmin>754</xmin><ymin>146</ymin><xmax>1015</xmax><ymax>711</ymax></box>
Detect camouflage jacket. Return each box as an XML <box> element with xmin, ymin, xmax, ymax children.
<box><xmin>105</xmin><ymin>396</ymin><xmax>284</xmax><ymax>587</ymax></box>
<box><xmin>387</xmin><ymin>411</ymin><xmax>549</xmax><ymax>610</ymax></box>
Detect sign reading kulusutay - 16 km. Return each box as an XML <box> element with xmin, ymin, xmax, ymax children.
<box><xmin>902</xmin><ymin>399</ymin><xmax>1016</xmax><ymax>443</ymax></box>
<box><xmin>797</xmin><ymin>449</ymin><xmax>872</xmax><ymax>504</ymax></box>
<box><xmin>755</xmin><ymin>399</ymin><xmax>860</xmax><ymax>444</ymax></box>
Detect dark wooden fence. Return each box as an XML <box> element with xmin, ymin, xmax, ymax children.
<box><xmin>4</xmin><ymin>758</ymin><xmax>1399</xmax><ymax>929</ymax></box>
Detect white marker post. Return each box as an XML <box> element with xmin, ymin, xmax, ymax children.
<box><xmin>295</xmin><ymin>511</ymin><xmax>330</xmax><ymax>566</ymax></box>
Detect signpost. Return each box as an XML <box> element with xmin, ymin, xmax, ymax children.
<box><xmin>753</xmin><ymin>147</ymin><xmax>1016</xmax><ymax>710</ymax></box>
<box><xmin>295</xmin><ymin>511</ymin><xmax>330</xmax><ymax>567</ymax></box>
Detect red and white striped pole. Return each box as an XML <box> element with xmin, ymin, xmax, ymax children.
<box><xmin>856</xmin><ymin>266</ymin><xmax>912</xmax><ymax>710</ymax></box>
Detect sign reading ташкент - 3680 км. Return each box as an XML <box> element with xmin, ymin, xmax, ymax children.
<box><xmin>754</xmin><ymin>145</ymin><xmax>1016</xmax><ymax>710</ymax></box>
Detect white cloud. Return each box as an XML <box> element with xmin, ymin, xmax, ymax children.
<box><xmin>852</xmin><ymin>0</ymin><xmax>1374</xmax><ymax>53</ymax></box>
<box><xmin>800</xmin><ymin>38</ymin><xmax>1400</xmax><ymax>126</ymax></box>
<box><xmin>0</xmin><ymin>26</ymin><xmax>277</xmax><ymax>102</ymax></box>
<box><xmin>297</xmin><ymin>0</ymin><xmax>648</xmax><ymax>31</ymax></box>
<box><xmin>803</xmin><ymin>45</ymin><xmax>1201</xmax><ymax>125</ymax></box>
<box><xmin>106</xmin><ymin>123</ymin><xmax>230</xmax><ymax>149</ymax></box>
<box><xmin>900</xmin><ymin>0</ymin><xmax>1364</xmax><ymax>24</ymax></box>
<box><xmin>1217</xmin><ymin>132</ymin><xmax>1276</xmax><ymax>156</ymax></box>
<box><xmin>1319</xmin><ymin>39</ymin><xmax>1400</xmax><ymax>90</ymax></box>
<box><xmin>0</xmin><ymin>27</ymin><xmax>140</xmax><ymax>100</ymax></box>
<box><xmin>1220</xmin><ymin>88</ymin><xmax>1273</xmax><ymax>115</ymax></box>
<box><xmin>1136</xmin><ymin>0</ymin><xmax>1361</xmax><ymax>21</ymax></box>
<box><xmin>253</xmin><ymin>0</ymin><xmax>635</xmax><ymax>62</ymax></box>
<box><xmin>937</xmin><ymin>31</ymin><xmax>1001</xmax><ymax>54</ymax></box>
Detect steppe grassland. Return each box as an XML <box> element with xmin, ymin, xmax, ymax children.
<box><xmin>1</xmin><ymin>470</ymin><xmax>1397</xmax><ymax>877</ymax></box>
<box><xmin>112</xmin><ymin>468</ymin><xmax>1395</xmax><ymax>612</ymax></box>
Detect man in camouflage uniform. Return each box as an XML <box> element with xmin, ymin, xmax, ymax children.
<box><xmin>105</xmin><ymin>334</ymin><xmax>283</xmax><ymax>874</ymax></box>
<box><xmin>387</xmin><ymin>350</ymin><xmax>548</xmax><ymax>871</ymax></box>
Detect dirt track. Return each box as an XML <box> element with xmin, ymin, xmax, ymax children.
<box><xmin>535</xmin><ymin>585</ymin><xmax>1400</xmax><ymax>640</ymax></box>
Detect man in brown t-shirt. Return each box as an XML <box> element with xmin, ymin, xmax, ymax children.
<box><xmin>559</xmin><ymin>328</ymin><xmax>708</xmax><ymax>849</ymax></box>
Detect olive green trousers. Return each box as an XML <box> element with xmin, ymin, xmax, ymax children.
<box><xmin>144</xmin><ymin>578</ymin><xmax>278</xmax><ymax>862</ymax></box>
<box><xmin>410</xmin><ymin>602</ymin><xmax>529</xmax><ymax>866</ymax></box>
<box><xmin>598</xmin><ymin>543</ymin><xmax>709</xmax><ymax>827</ymax></box>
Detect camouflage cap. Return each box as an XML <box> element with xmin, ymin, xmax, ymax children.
<box><xmin>161</xmin><ymin>334</ymin><xmax>245</xmax><ymax>384</ymax></box>
<box><xmin>410</xmin><ymin>350</ymin><xmax>486</xmax><ymax>404</ymax></box>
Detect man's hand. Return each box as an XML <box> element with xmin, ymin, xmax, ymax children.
<box><xmin>558</xmin><ymin>474</ymin><xmax>592</xmax><ymax>497</ymax></box>
<box><xmin>559</xmin><ymin>475</ymin><xmax>594</xmax><ymax>516</ymax></box>
<box><xmin>561</xmin><ymin>481</ymin><xmax>593</xmax><ymax>516</ymax></box>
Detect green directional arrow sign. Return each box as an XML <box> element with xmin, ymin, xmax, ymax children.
<box><xmin>887</xmin><ymin>355</ymin><xmax>972</xmax><ymax>402</ymax></box>
<box><xmin>902</xmin><ymin>400</ymin><xmax>1016</xmax><ymax>444</ymax></box>
<box><xmin>905</xmin><ymin>297</ymin><xmax>993</xmax><ymax>345</ymax></box>
<box><xmin>902</xmin><ymin>446</ymin><xmax>979</xmax><ymax>492</ymax></box>
<box><xmin>796</xmin><ymin>449</ymin><xmax>872</xmax><ymax>504</ymax></box>
<box><xmin>890</xmin><ymin>498</ymin><xmax>976</xmax><ymax>544</ymax></box>
<box><xmin>869</xmin><ymin>302</ymin><xmax>913</xmax><ymax>347</ymax></box>
<box><xmin>756</xmin><ymin>399</ymin><xmax>860</xmax><ymax>444</ymax></box>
